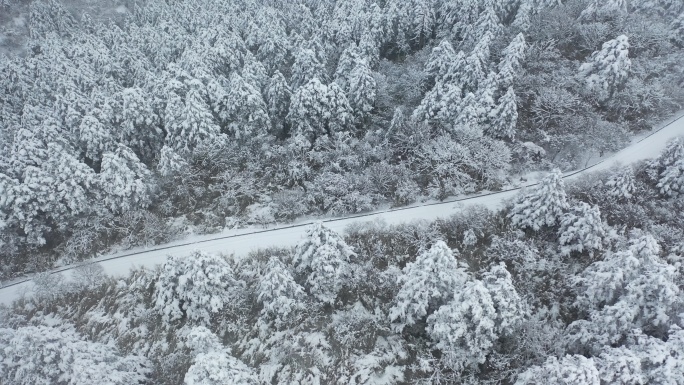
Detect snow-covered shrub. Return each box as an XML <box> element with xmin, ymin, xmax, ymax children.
<box><xmin>515</xmin><ymin>355</ymin><xmax>600</xmax><ymax>385</ymax></box>
<box><xmin>0</xmin><ymin>324</ymin><xmax>150</xmax><ymax>385</ymax></box>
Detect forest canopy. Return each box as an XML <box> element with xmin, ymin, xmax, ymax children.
<box><xmin>1</xmin><ymin>0</ymin><xmax>683</xmax><ymax>278</ymax></box>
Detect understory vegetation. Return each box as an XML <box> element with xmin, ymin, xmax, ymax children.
<box><xmin>2</xmin><ymin>137</ymin><xmax>684</xmax><ymax>384</ymax></box>
<box><xmin>1</xmin><ymin>0</ymin><xmax>684</xmax><ymax>278</ymax></box>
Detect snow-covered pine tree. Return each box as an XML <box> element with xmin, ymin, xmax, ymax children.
<box><xmin>99</xmin><ymin>144</ymin><xmax>151</xmax><ymax>214</ymax></box>
<box><xmin>348</xmin><ymin>60</ymin><xmax>377</xmax><ymax>123</ymax></box>
<box><xmin>558</xmin><ymin>202</ymin><xmax>607</xmax><ymax>257</ymax></box>
<box><xmin>334</xmin><ymin>43</ymin><xmax>363</xmax><ymax>92</ymax></box>
<box><xmin>487</xmin><ymin>86</ymin><xmax>518</xmax><ymax>139</ymax></box>
<box><xmin>242</xmin><ymin>58</ymin><xmax>269</xmax><ymax>92</ymax></box>
<box><xmin>461</xmin><ymin>31</ymin><xmax>493</xmax><ymax>94</ymax></box>
<box><xmin>512</xmin><ymin>0</ymin><xmax>533</xmax><ymax>31</ymax></box>
<box><xmin>655</xmin><ymin>138</ymin><xmax>684</xmax><ymax>197</ymax></box>
<box><xmin>291</xmin><ymin>48</ymin><xmax>326</xmax><ymax>90</ymax></box>
<box><xmin>257</xmin><ymin>257</ymin><xmax>306</xmax><ymax>329</ymax></box>
<box><xmin>425</xmin><ymin>40</ymin><xmax>457</xmax><ymax>86</ymax></box>
<box><xmin>413</xmin><ymin>80</ymin><xmax>463</xmax><ymax>126</ymax></box>
<box><xmin>183</xmin><ymin>327</ymin><xmax>259</xmax><ymax>385</ymax></box>
<box><xmin>572</xmin><ymin>233</ymin><xmax>681</xmax><ymax>344</ymax></box>
<box><xmin>359</xmin><ymin>30</ymin><xmax>380</xmax><ymax>68</ymax></box>
<box><xmin>265</xmin><ymin>71</ymin><xmax>291</xmax><ymax>138</ymax></box>
<box><xmin>389</xmin><ymin>241</ymin><xmax>468</xmax><ymax>331</ymax></box>
<box><xmin>119</xmin><ymin>87</ymin><xmax>163</xmax><ymax>161</ymax></box>
<box><xmin>509</xmin><ymin>169</ymin><xmax>570</xmax><ymax>230</ymax></box>
<box><xmin>158</xmin><ymin>145</ymin><xmax>189</xmax><ymax>177</ymax></box>
<box><xmin>473</xmin><ymin>3</ymin><xmax>503</xmax><ymax>40</ymax></box>
<box><xmin>672</xmin><ymin>13</ymin><xmax>684</xmax><ymax>47</ymax></box>
<box><xmin>481</xmin><ymin>263</ymin><xmax>526</xmax><ymax>336</ymax></box>
<box><xmin>498</xmin><ymin>33</ymin><xmax>527</xmax><ymax>89</ymax></box>
<box><xmin>288</xmin><ymin>78</ymin><xmax>353</xmax><ymax>143</ymax></box>
<box><xmin>74</xmin><ymin>111</ymin><xmax>114</xmax><ymax>163</ymax></box>
<box><xmin>257</xmin><ymin>32</ymin><xmax>290</xmax><ymax>75</ymax></box>
<box><xmin>292</xmin><ymin>222</ymin><xmax>354</xmax><ymax>304</ymax></box>
<box><xmin>579</xmin><ymin>35</ymin><xmax>631</xmax><ymax>102</ymax></box>
<box><xmin>628</xmin><ymin>326</ymin><xmax>684</xmax><ymax>384</ymax></box>
<box><xmin>155</xmin><ymin>251</ymin><xmax>243</xmax><ymax>326</ymax></box>
<box><xmin>426</xmin><ymin>280</ymin><xmax>498</xmax><ymax>372</ymax></box>
<box><xmin>165</xmin><ymin>85</ymin><xmax>222</xmax><ymax>156</ymax></box>
<box><xmin>223</xmin><ymin>73</ymin><xmax>270</xmax><ymax>140</ymax></box>
<box><xmin>436</xmin><ymin>0</ymin><xmax>479</xmax><ymax>41</ymax></box>
<box><xmin>605</xmin><ymin>166</ymin><xmax>636</xmax><ymax>200</ymax></box>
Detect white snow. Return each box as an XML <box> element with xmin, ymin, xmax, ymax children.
<box><xmin>1</xmin><ymin>112</ymin><xmax>683</xmax><ymax>307</ymax></box>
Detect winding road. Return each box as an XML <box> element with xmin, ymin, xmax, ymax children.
<box><xmin>1</xmin><ymin>112</ymin><xmax>684</xmax><ymax>306</ymax></box>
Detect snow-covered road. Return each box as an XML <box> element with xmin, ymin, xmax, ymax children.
<box><xmin>1</xmin><ymin>112</ymin><xmax>684</xmax><ymax>306</ymax></box>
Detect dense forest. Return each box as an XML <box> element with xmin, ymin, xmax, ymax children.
<box><xmin>1</xmin><ymin>0</ymin><xmax>683</xmax><ymax>278</ymax></box>
<box><xmin>2</xmin><ymin>141</ymin><xmax>684</xmax><ymax>384</ymax></box>
<box><xmin>2</xmin><ymin>0</ymin><xmax>684</xmax><ymax>383</ymax></box>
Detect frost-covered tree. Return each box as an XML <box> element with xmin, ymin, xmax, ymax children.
<box><xmin>288</xmin><ymin>78</ymin><xmax>353</xmax><ymax>142</ymax></box>
<box><xmin>579</xmin><ymin>35</ymin><xmax>631</xmax><ymax>101</ymax></box>
<box><xmin>0</xmin><ymin>324</ymin><xmax>150</xmax><ymax>385</ymax></box>
<box><xmin>580</xmin><ymin>0</ymin><xmax>628</xmax><ymax>21</ymax></box>
<box><xmin>481</xmin><ymin>263</ymin><xmax>526</xmax><ymax>336</ymax></box>
<box><xmin>290</xmin><ymin>48</ymin><xmax>326</xmax><ymax>90</ymax></box>
<box><xmin>155</xmin><ymin>251</ymin><xmax>243</xmax><ymax>325</ymax></box>
<box><xmin>655</xmin><ymin>138</ymin><xmax>684</xmax><ymax>197</ymax></box>
<box><xmin>118</xmin><ymin>87</ymin><xmax>163</xmax><ymax>160</ymax></box>
<box><xmin>292</xmin><ymin>222</ymin><xmax>354</xmax><ymax>304</ymax></box>
<box><xmin>510</xmin><ymin>169</ymin><xmax>569</xmax><ymax>230</ymax></box>
<box><xmin>334</xmin><ymin>43</ymin><xmax>363</xmax><ymax>91</ymax></box>
<box><xmin>242</xmin><ymin>59</ymin><xmax>269</xmax><ymax>92</ymax></box>
<box><xmin>515</xmin><ymin>355</ymin><xmax>601</xmax><ymax>385</ymax></box>
<box><xmin>6</xmin><ymin>137</ymin><xmax>96</xmax><ymax>245</ymax></box>
<box><xmin>630</xmin><ymin>326</ymin><xmax>684</xmax><ymax>385</ymax></box>
<box><xmin>605</xmin><ymin>166</ymin><xmax>636</xmax><ymax>200</ymax></box>
<box><xmin>165</xmin><ymin>87</ymin><xmax>222</xmax><ymax>156</ymax></box>
<box><xmin>389</xmin><ymin>241</ymin><xmax>468</xmax><ymax>331</ymax></box>
<box><xmin>425</xmin><ymin>40</ymin><xmax>457</xmax><ymax>85</ymax></box>
<box><xmin>257</xmin><ymin>258</ymin><xmax>306</xmax><ymax>328</ymax></box>
<box><xmin>99</xmin><ymin>144</ymin><xmax>151</xmax><ymax>214</ymax></box>
<box><xmin>572</xmin><ymin>234</ymin><xmax>681</xmax><ymax>344</ymax></box>
<box><xmin>427</xmin><ymin>280</ymin><xmax>498</xmax><ymax>372</ymax></box>
<box><xmin>158</xmin><ymin>145</ymin><xmax>190</xmax><ymax>177</ymax></box>
<box><xmin>595</xmin><ymin>347</ymin><xmax>645</xmax><ymax>385</ymax></box>
<box><xmin>222</xmin><ymin>73</ymin><xmax>270</xmax><ymax>140</ymax></box>
<box><xmin>512</xmin><ymin>0</ymin><xmax>533</xmax><ymax>31</ymax></box>
<box><xmin>412</xmin><ymin>81</ymin><xmax>463</xmax><ymax>126</ymax></box>
<box><xmin>498</xmin><ymin>33</ymin><xmax>527</xmax><ymax>88</ymax></box>
<box><xmin>183</xmin><ymin>326</ymin><xmax>259</xmax><ymax>385</ymax></box>
<box><xmin>265</xmin><ymin>71</ymin><xmax>291</xmax><ymax>138</ymax></box>
<box><xmin>487</xmin><ymin>87</ymin><xmax>518</xmax><ymax>139</ymax></box>
<box><xmin>461</xmin><ymin>31</ymin><xmax>493</xmax><ymax>93</ymax></box>
<box><xmin>672</xmin><ymin>13</ymin><xmax>684</xmax><ymax>47</ymax></box>
<box><xmin>558</xmin><ymin>202</ymin><xmax>607</xmax><ymax>257</ymax></box>
<box><xmin>74</xmin><ymin>111</ymin><xmax>114</xmax><ymax>163</ymax></box>
<box><xmin>348</xmin><ymin>60</ymin><xmax>376</xmax><ymax>122</ymax></box>
<box><xmin>473</xmin><ymin>4</ymin><xmax>503</xmax><ymax>40</ymax></box>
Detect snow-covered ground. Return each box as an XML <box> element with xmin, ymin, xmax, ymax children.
<box><xmin>1</xmin><ymin>112</ymin><xmax>683</xmax><ymax>306</ymax></box>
